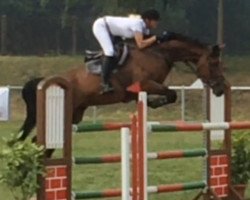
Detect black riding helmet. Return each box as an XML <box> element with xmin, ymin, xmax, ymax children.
<box><xmin>141</xmin><ymin>9</ymin><xmax>160</xmax><ymax>21</ymax></box>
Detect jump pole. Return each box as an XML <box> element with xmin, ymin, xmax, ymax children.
<box><xmin>72</xmin><ymin>126</ymin><xmax>131</xmax><ymax>200</ymax></box>
<box><xmin>73</xmin><ymin>148</ymin><xmax>207</xmax><ymax>165</ymax></box>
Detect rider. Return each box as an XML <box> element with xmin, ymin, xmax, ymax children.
<box><xmin>92</xmin><ymin>9</ymin><xmax>160</xmax><ymax>94</ymax></box>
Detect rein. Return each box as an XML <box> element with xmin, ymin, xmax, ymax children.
<box><xmin>184</xmin><ymin>61</ymin><xmax>198</xmax><ymax>75</ymax></box>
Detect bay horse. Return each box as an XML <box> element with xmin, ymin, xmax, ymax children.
<box><xmin>19</xmin><ymin>32</ymin><xmax>228</xmax><ymax>143</ymax></box>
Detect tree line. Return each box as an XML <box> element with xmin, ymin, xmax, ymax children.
<box><xmin>0</xmin><ymin>0</ymin><xmax>249</xmax><ymax>55</ymax></box>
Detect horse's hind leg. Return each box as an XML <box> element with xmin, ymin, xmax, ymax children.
<box><xmin>18</xmin><ymin>102</ymin><xmax>36</xmax><ymax>140</ymax></box>
<box><xmin>139</xmin><ymin>80</ymin><xmax>177</xmax><ymax>109</ymax></box>
<box><xmin>31</xmin><ymin>136</ymin><xmax>54</xmax><ymax>157</ymax></box>
<box><xmin>18</xmin><ymin>78</ymin><xmax>43</xmax><ymax>140</ymax></box>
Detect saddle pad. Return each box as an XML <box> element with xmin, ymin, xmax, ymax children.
<box><xmin>85</xmin><ymin>44</ymin><xmax>129</xmax><ymax>75</ymax></box>
<box><xmin>86</xmin><ymin>59</ymin><xmax>102</xmax><ymax>74</ymax></box>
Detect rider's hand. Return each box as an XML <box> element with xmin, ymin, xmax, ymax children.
<box><xmin>156</xmin><ymin>35</ymin><xmax>165</xmax><ymax>43</ymax></box>
<box><xmin>156</xmin><ymin>31</ymin><xmax>172</xmax><ymax>43</ymax></box>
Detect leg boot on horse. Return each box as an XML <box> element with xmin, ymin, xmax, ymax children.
<box><xmin>100</xmin><ymin>56</ymin><xmax>116</xmax><ymax>94</ymax></box>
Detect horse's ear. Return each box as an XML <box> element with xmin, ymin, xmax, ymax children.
<box><xmin>211</xmin><ymin>44</ymin><xmax>225</xmax><ymax>57</ymax></box>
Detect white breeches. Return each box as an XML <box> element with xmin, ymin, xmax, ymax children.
<box><xmin>92</xmin><ymin>18</ymin><xmax>114</xmax><ymax>56</ymax></box>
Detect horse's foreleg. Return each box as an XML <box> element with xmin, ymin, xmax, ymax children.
<box><xmin>139</xmin><ymin>80</ymin><xmax>177</xmax><ymax>108</ymax></box>
<box><xmin>72</xmin><ymin>106</ymin><xmax>87</xmax><ymax>124</ymax></box>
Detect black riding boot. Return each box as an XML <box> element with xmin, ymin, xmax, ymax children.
<box><xmin>100</xmin><ymin>56</ymin><xmax>116</xmax><ymax>94</ymax></box>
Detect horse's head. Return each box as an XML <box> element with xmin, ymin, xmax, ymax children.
<box><xmin>153</xmin><ymin>32</ymin><xmax>229</xmax><ymax>96</ymax></box>
<box><xmin>196</xmin><ymin>44</ymin><xmax>228</xmax><ymax>96</ymax></box>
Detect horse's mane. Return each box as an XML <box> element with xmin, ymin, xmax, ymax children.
<box><xmin>163</xmin><ymin>32</ymin><xmax>208</xmax><ymax>49</ymax></box>
<box><xmin>125</xmin><ymin>32</ymin><xmax>208</xmax><ymax>52</ymax></box>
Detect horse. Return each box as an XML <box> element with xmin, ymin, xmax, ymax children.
<box><xmin>18</xmin><ymin>32</ymin><xmax>229</xmax><ymax>149</ymax></box>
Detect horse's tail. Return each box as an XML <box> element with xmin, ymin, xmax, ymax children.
<box><xmin>18</xmin><ymin>77</ymin><xmax>44</xmax><ymax>140</ymax></box>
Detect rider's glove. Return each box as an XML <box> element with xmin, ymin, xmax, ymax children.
<box><xmin>156</xmin><ymin>35</ymin><xmax>165</xmax><ymax>43</ymax></box>
<box><xmin>156</xmin><ymin>31</ymin><xmax>172</xmax><ymax>43</ymax></box>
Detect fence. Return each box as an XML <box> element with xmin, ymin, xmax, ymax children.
<box><xmin>2</xmin><ymin>84</ymin><xmax>250</xmax><ymax>122</ymax></box>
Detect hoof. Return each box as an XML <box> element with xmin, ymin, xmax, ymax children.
<box><xmin>148</xmin><ymin>97</ymin><xmax>168</xmax><ymax>109</ymax></box>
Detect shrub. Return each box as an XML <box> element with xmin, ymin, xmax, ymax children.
<box><xmin>0</xmin><ymin>134</ymin><xmax>45</xmax><ymax>200</ymax></box>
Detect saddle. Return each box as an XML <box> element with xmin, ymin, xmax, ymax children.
<box><xmin>85</xmin><ymin>41</ymin><xmax>129</xmax><ymax>75</ymax></box>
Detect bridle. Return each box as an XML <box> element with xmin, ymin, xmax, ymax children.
<box><xmin>184</xmin><ymin>56</ymin><xmax>225</xmax><ymax>89</ymax></box>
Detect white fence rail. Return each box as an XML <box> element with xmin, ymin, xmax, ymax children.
<box><xmin>2</xmin><ymin>84</ymin><xmax>250</xmax><ymax>122</ymax></box>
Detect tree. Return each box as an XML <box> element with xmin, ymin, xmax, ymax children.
<box><xmin>224</xmin><ymin>0</ymin><xmax>250</xmax><ymax>54</ymax></box>
<box><xmin>1</xmin><ymin>0</ymin><xmax>250</xmax><ymax>55</ymax></box>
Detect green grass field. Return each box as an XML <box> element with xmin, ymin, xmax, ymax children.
<box><xmin>0</xmin><ymin>55</ymin><xmax>250</xmax><ymax>199</ymax></box>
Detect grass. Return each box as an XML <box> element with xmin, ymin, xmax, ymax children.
<box><xmin>0</xmin><ymin>55</ymin><xmax>83</xmax><ymax>85</ymax></box>
<box><xmin>0</xmin><ymin>55</ymin><xmax>250</xmax><ymax>199</ymax></box>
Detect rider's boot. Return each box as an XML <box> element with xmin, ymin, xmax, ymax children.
<box><xmin>100</xmin><ymin>56</ymin><xmax>116</xmax><ymax>94</ymax></box>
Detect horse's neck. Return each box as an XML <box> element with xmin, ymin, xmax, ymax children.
<box><xmin>159</xmin><ymin>40</ymin><xmax>208</xmax><ymax>63</ymax></box>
